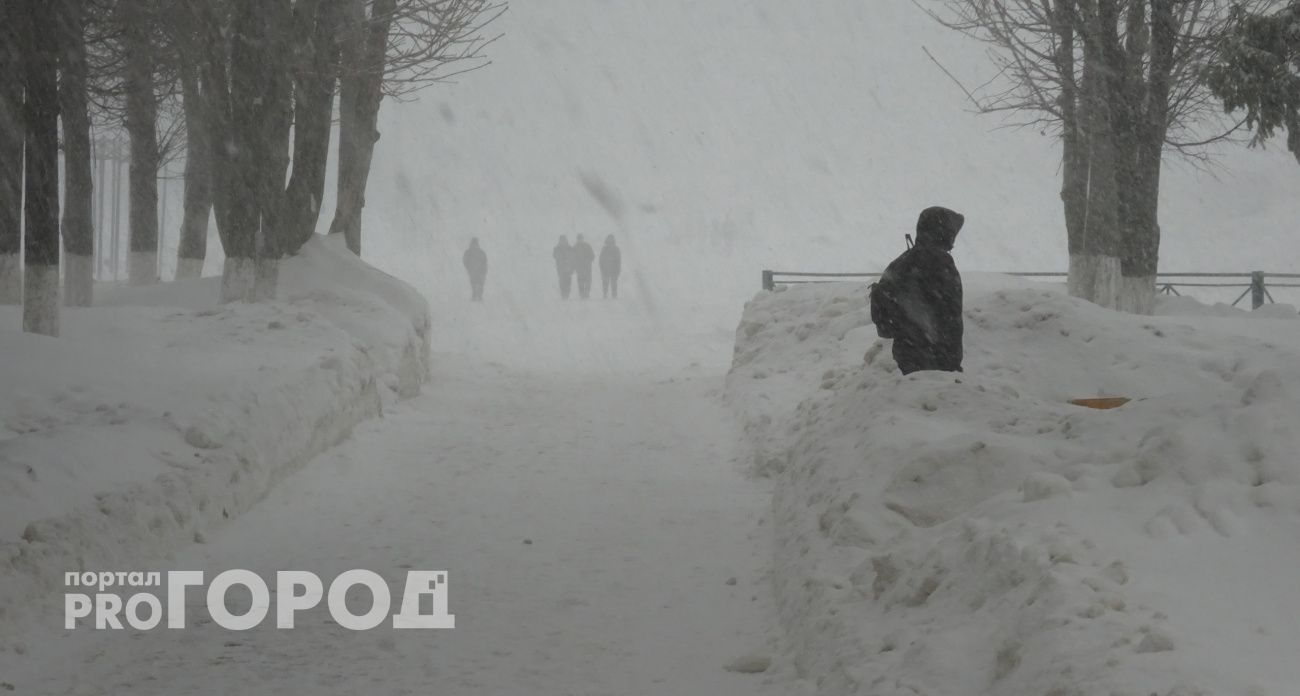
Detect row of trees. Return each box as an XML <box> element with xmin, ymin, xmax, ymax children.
<box><xmin>1</xmin><ymin>0</ymin><xmax>504</xmax><ymax>335</ymax></box>
<box><xmin>924</xmin><ymin>0</ymin><xmax>1291</xmax><ymax>314</ymax></box>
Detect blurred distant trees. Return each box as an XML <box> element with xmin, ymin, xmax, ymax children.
<box><xmin>330</xmin><ymin>0</ymin><xmax>505</xmax><ymax>256</ymax></box>
<box><xmin>0</xmin><ymin>0</ymin><xmax>505</xmax><ymax>323</ymax></box>
<box><xmin>924</xmin><ymin>0</ymin><xmax>1257</xmax><ymax>314</ymax></box>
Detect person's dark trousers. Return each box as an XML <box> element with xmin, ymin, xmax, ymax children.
<box><xmin>602</xmin><ymin>274</ymin><xmax>618</xmax><ymax>298</ymax></box>
<box><xmin>558</xmin><ymin>271</ymin><xmax>573</xmax><ymax>299</ymax></box>
<box><xmin>893</xmin><ymin>340</ymin><xmax>962</xmax><ymax>375</ymax></box>
<box><xmin>470</xmin><ymin>276</ymin><xmax>485</xmax><ymax>301</ymax></box>
<box><xmin>577</xmin><ymin>271</ymin><xmax>592</xmax><ymax>299</ymax></box>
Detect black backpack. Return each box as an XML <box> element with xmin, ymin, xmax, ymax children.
<box><xmin>870</xmin><ymin>234</ymin><xmax>912</xmax><ymax>339</ymax></box>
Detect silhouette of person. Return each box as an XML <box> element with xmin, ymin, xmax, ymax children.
<box><xmin>553</xmin><ymin>235</ymin><xmax>575</xmax><ymax>300</ymax></box>
<box><xmin>870</xmin><ymin>206</ymin><xmax>965</xmax><ymax>375</ymax></box>
<box><xmin>463</xmin><ymin>238</ymin><xmax>487</xmax><ymax>302</ymax></box>
<box><xmin>599</xmin><ymin>234</ymin><xmax>621</xmax><ymax>299</ymax></box>
<box><xmin>572</xmin><ymin>234</ymin><xmax>595</xmax><ymax>300</ymax></box>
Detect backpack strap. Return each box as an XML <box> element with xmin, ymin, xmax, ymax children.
<box><xmin>905</xmin><ymin>234</ymin><xmax>914</xmax><ymax>250</ymax></box>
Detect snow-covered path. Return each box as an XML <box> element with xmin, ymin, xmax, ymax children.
<box><xmin>16</xmin><ymin>351</ymin><xmax>787</xmax><ymax>695</ymax></box>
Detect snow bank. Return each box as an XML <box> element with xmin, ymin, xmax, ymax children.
<box><xmin>0</xmin><ymin>236</ymin><xmax>430</xmax><ymax>644</ymax></box>
<box><xmin>728</xmin><ymin>278</ymin><xmax>1300</xmax><ymax>695</ymax></box>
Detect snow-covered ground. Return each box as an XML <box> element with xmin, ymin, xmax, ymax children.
<box><xmin>727</xmin><ymin>277</ymin><xmax>1300</xmax><ymax>695</ymax></box>
<box><xmin>0</xmin><ymin>237</ymin><xmax>430</xmax><ymax>647</ymax></box>
<box><xmin>3</xmin><ymin>349</ymin><xmax>791</xmax><ymax>695</ymax></box>
<box><xmin>0</xmin><ymin>264</ymin><xmax>802</xmax><ymax>695</ymax></box>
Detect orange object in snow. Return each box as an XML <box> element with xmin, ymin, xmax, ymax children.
<box><xmin>1069</xmin><ymin>397</ymin><xmax>1131</xmax><ymax>410</ymax></box>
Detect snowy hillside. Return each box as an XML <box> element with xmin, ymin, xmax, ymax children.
<box><xmin>356</xmin><ymin>0</ymin><xmax>1300</xmax><ymax>325</ymax></box>
<box><xmin>727</xmin><ymin>278</ymin><xmax>1300</xmax><ymax>695</ymax></box>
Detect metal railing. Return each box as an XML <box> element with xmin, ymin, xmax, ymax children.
<box><xmin>761</xmin><ymin>270</ymin><xmax>1300</xmax><ymax>310</ymax></box>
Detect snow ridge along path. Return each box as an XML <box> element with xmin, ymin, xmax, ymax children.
<box><xmin>0</xmin><ymin>237</ymin><xmax>430</xmax><ymax>647</ymax></box>
<box><xmin>6</xmin><ymin>299</ymin><xmax>794</xmax><ymax>696</ymax></box>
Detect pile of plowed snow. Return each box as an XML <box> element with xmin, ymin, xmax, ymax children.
<box><xmin>727</xmin><ymin>278</ymin><xmax>1300</xmax><ymax>696</ymax></box>
<box><xmin>0</xmin><ymin>236</ymin><xmax>430</xmax><ymax>646</ymax></box>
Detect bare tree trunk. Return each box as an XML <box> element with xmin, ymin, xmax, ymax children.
<box><xmin>176</xmin><ymin>63</ymin><xmax>212</xmax><ymax>279</ymax></box>
<box><xmin>252</xmin><ymin>0</ymin><xmax>293</xmax><ymax>299</ymax></box>
<box><xmin>124</xmin><ymin>0</ymin><xmax>160</xmax><ymax>286</ymax></box>
<box><xmin>216</xmin><ymin>0</ymin><xmax>263</xmax><ymax>301</ymax></box>
<box><xmin>1054</xmin><ymin>1</ymin><xmax>1093</xmax><ymax>301</ymax></box>
<box><xmin>218</xmin><ymin>0</ymin><xmax>292</xmax><ymax>302</ymax></box>
<box><xmin>1118</xmin><ymin>0</ymin><xmax>1177</xmax><ymax>315</ymax></box>
<box><xmin>284</xmin><ymin>0</ymin><xmax>344</xmax><ymax>254</ymax></box>
<box><xmin>197</xmin><ymin>3</ymin><xmax>235</xmax><ymax>258</ymax></box>
<box><xmin>330</xmin><ymin>0</ymin><xmax>396</xmax><ymax>256</ymax></box>
<box><xmin>59</xmin><ymin>0</ymin><xmax>94</xmax><ymax>306</ymax></box>
<box><xmin>1075</xmin><ymin>53</ymin><xmax>1123</xmax><ymax>309</ymax></box>
<box><xmin>0</xmin><ymin>2</ymin><xmax>23</xmax><ymax>305</ymax></box>
<box><xmin>23</xmin><ymin>0</ymin><xmax>61</xmax><ymax>335</ymax></box>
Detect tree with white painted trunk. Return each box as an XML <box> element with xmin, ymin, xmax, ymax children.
<box><xmin>924</xmin><ymin>0</ymin><xmax>1249</xmax><ymax>313</ymax></box>
<box><xmin>198</xmin><ymin>0</ymin><xmax>293</xmax><ymax>302</ymax></box>
<box><xmin>21</xmin><ymin>0</ymin><xmax>62</xmax><ymax>336</ymax></box>
<box><xmin>0</xmin><ymin>2</ymin><xmax>23</xmax><ymax>305</ymax></box>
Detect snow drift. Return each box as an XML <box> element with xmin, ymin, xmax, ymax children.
<box><xmin>728</xmin><ymin>278</ymin><xmax>1300</xmax><ymax>695</ymax></box>
<box><xmin>0</xmin><ymin>236</ymin><xmax>430</xmax><ymax>645</ymax></box>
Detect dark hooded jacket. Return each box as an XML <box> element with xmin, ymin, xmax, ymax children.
<box><xmin>463</xmin><ymin>240</ymin><xmax>487</xmax><ymax>279</ymax></box>
<box><xmin>572</xmin><ymin>236</ymin><xmax>595</xmax><ymax>277</ymax></box>
<box><xmin>871</xmin><ymin>206</ymin><xmax>964</xmax><ymax>374</ymax></box>
<box><xmin>599</xmin><ymin>236</ymin><xmax>621</xmax><ymax>277</ymax></box>
<box><xmin>554</xmin><ymin>238</ymin><xmax>575</xmax><ymax>275</ymax></box>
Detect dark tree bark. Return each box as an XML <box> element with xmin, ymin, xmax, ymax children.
<box><xmin>123</xmin><ymin>0</ymin><xmax>160</xmax><ymax>286</ymax></box>
<box><xmin>176</xmin><ymin>62</ymin><xmax>213</xmax><ymax>279</ymax></box>
<box><xmin>59</xmin><ymin>0</ymin><xmax>95</xmax><ymax>306</ymax></box>
<box><xmin>196</xmin><ymin>2</ymin><xmax>235</xmax><ymax>257</ymax></box>
<box><xmin>1053</xmin><ymin>1</ymin><xmax>1089</xmax><ymax>276</ymax></box>
<box><xmin>214</xmin><ymin>0</ymin><xmax>292</xmax><ymax>301</ymax></box>
<box><xmin>1117</xmin><ymin>0</ymin><xmax>1177</xmax><ymax>313</ymax></box>
<box><xmin>284</xmin><ymin>0</ymin><xmax>345</xmax><ymax>254</ymax></box>
<box><xmin>930</xmin><ymin>0</ymin><xmax>1243</xmax><ymax>313</ymax></box>
<box><xmin>1074</xmin><ymin>0</ymin><xmax>1125</xmax><ymax>307</ymax></box>
<box><xmin>0</xmin><ymin>1</ymin><xmax>23</xmax><ymax>304</ymax></box>
<box><xmin>249</xmin><ymin>0</ymin><xmax>293</xmax><ymax>295</ymax></box>
<box><xmin>330</xmin><ymin>0</ymin><xmax>396</xmax><ymax>256</ymax></box>
<box><xmin>23</xmin><ymin>0</ymin><xmax>62</xmax><ymax>335</ymax></box>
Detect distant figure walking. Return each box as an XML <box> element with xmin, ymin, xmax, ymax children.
<box><xmin>599</xmin><ymin>235</ymin><xmax>621</xmax><ymax>299</ymax></box>
<box><xmin>463</xmin><ymin>238</ymin><xmax>487</xmax><ymax>302</ymax></box>
<box><xmin>553</xmin><ymin>235</ymin><xmax>575</xmax><ymax>299</ymax></box>
<box><xmin>572</xmin><ymin>234</ymin><xmax>596</xmax><ymax>300</ymax></box>
<box><xmin>870</xmin><ymin>206</ymin><xmax>965</xmax><ymax>375</ymax></box>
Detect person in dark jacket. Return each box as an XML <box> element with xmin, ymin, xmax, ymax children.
<box><xmin>599</xmin><ymin>235</ymin><xmax>621</xmax><ymax>299</ymax></box>
<box><xmin>572</xmin><ymin>234</ymin><xmax>596</xmax><ymax>299</ymax></box>
<box><xmin>553</xmin><ymin>236</ymin><xmax>575</xmax><ymax>299</ymax></box>
<box><xmin>870</xmin><ymin>206</ymin><xmax>965</xmax><ymax>375</ymax></box>
<box><xmin>463</xmin><ymin>238</ymin><xmax>487</xmax><ymax>301</ymax></box>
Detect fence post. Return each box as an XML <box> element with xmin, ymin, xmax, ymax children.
<box><xmin>762</xmin><ymin>270</ymin><xmax>774</xmax><ymax>291</ymax></box>
<box><xmin>1252</xmin><ymin>271</ymin><xmax>1266</xmax><ymax>309</ymax></box>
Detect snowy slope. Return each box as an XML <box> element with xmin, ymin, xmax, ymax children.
<box><xmin>355</xmin><ymin>0</ymin><xmax>1300</xmax><ymax>328</ymax></box>
<box><xmin>0</xmin><ymin>237</ymin><xmax>430</xmax><ymax>644</ymax></box>
<box><xmin>728</xmin><ymin>278</ymin><xmax>1300</xmax><ymax>695</ymax></box>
